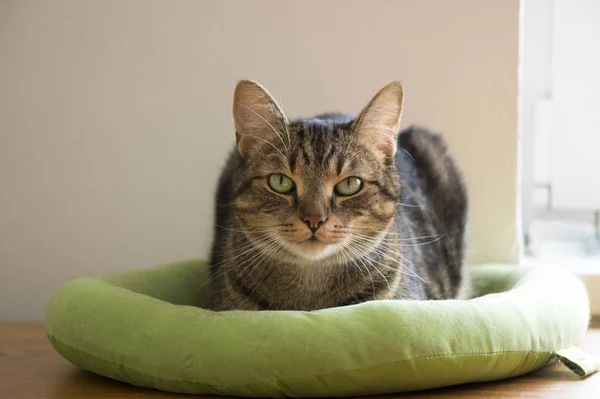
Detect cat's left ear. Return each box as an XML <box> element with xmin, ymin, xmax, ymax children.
<box><xmin>352</xmin><ymin>82</ymin><xmax>404</xmax><ymax>158</ymax></box>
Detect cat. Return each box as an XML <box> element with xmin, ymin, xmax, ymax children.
<box><xmin>209</xmin><ymin>80</ymin><xmax>469</xmax><ymax>311</ymax></box>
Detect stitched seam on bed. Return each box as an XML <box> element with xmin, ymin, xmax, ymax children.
<box><xmin>48</xmin><ymin>333</ymin><xmax>555</xmax><ymax>389</ymax></box>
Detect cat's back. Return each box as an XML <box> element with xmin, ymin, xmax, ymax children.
<box><xmin>393</xmin><ymin>126</ymin><xmax>469</xmax><ymax>300</ymax></box>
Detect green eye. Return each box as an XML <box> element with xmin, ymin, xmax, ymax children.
<box><xmin>335</xmin><ymin>176</ymin><xmax>363</xmax><ymax>196</ymax></box>
<box><xmin>268</xmin><ymin>174</ymin><xmax>295</xmax><ymax>194</ymax></box>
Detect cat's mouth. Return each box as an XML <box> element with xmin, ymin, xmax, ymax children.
<box><xmin>301</xmin><ymin>235</ymin><xmax>330</xmax><ymax>246</ymax></box>
<box><xmin>299</xmin><ymin>236</ymin><xmax>326</xmax><ymax>251</ymax></box>
<box><xmin>286</xmin><ymin>236</ymin><xmax>340</xmax><ymax>261</ymax></box>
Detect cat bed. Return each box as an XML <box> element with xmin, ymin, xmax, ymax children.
<box><xmin>46</xmin><ymin>260</ymin><xmax>590</xmax><ymax>397</ymax></box>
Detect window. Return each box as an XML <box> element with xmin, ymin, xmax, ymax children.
<box><xmin>521</xmin><ymin>0</ymin><xmax>600</xmax><ymax>311</ymax></box>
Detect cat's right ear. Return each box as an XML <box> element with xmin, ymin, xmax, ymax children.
<box><xmin>232</xmin><ymin>80</ymin><xmax>288</xmax><ymax>157</ymax></box>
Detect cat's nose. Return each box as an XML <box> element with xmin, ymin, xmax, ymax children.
<box><xmin>300</xmin><ymin>196</ymin><xmax>328</xmax><ymax>232</ymax></box>
<box><xmin>302</xmin><ymin>214</ymin><xmax>327</xmax><ymax>233</ymax></box>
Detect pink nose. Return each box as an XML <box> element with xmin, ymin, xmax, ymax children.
<box><xmin>300</xmin><ymin>195</ymin><xmax>328</xmax><ymax>232</ymax></box>
<box><xmin>302</xmin><ymin>214</ymin><xmax>327</xmax><ymax>232</ymax></box>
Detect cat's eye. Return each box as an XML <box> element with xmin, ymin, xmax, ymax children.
<box><xmin>268</xmin><ymin>173</ymin><xmax>295</xmax><ymax>194</ymax></box>
<box><xmin>335</xmin><ymin>176</ymin><xmax>363</xmax><ymax>196</ymax></box>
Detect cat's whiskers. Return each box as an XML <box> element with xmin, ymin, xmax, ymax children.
<box><xmin>340</xmin><ymin>226</ymin><xmax>444</xmax><ymax>245</ymax></box>
<box><xmin>333</xmin><ymin>229</ymin><xmax>424</xmax><ymax>269</ymax></box>
<box><xmin>345</xmin><ymin>241</ymin><xmax>392</xmax><ymax>290</ymax></box>
<box><xmin>257</xmin><ymin>237</ymin><xmax>286</xmax><ymax>271</ymax></box>
<box><xmin>335</xmin><ymin>241</ymin><xmax>376</xmax><ymax>298</ymax></box>
<box><xmin>332</xmin><ymin>243</ymin><xmax>346</xmax><ymax>271</ymax></box>
<box><xmin>209</xmin><ymin>234</ymin><xmax>279</xmax><ymax>273</ymax></box>
<box><xmin>228</xmin><ymin>238</ymin><xmax>283</xmax><ymax>288</ymax></box>
<box><xmin>351</xmin><ymin>231</ymin><xmax>445</xmax><ymax>243</ymax></box>
<box><xmin>229</xmin><ymin>237</ymin><xmax>282</xmax><ymax>276</ymax></box>
<box><xmin>329</xmin><ymin>244</ymin><xmax>348</xmax><ymax>300</ymax></box>
<box><xmin>396</xmin><ymin>145</ymin><xmax>414</xmax><ymax>160</ymax></box>
<box><xmin>211</xmin><ymin>232</ymin><xmax>280</xmax><ymax>274</ymax></box>
<box><xmin>354</xmin><ymin>253</ymin><xmax>417</xmax><ymax>287</ymax></box>
<box><xmin>209</xmin><ymin>234</ymin><xmax>279</xmax><ymax>275</ymax></box>
<box><xmin>350</xmin><ymin>237</ymin><xmax>426</xmax><ymax>282</ymax></box>
<box><xmin>236</xmin><ymin>238</ymin><xmax>282</xmax><ymax>273</ymax></box>
<box><xmin>396</xmin><ymin>202</ymin><xmax>420</xmax><ymax>208</ymax></box>
<box><xmin>206</xmin><ymin>238</ymin><xmax>277</xmax><ymax>286</ymax></box>
<box><xmin>345</xmin><ymin>241</ymin><xmax>386</xmax><ymax>293</ymax></box>
<box><xmin>336</xmin><ymin>243</ymin><xmax>359</xmax><ymax>296</ymax></box>
<box><xmin>238</xmin><ymin>238</ymin><xmax>291</xmax><ymax>296</ymax></box>
<box><xmin>402</xmin><ymin>235</ymin><xmax>446</xmax><ymax>247</ymax></box>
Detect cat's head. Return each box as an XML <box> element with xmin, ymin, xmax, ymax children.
<box><xmin>231</xmin><ymin>80</ymin><xmax>403</xmax><ymax>263</ymax></box>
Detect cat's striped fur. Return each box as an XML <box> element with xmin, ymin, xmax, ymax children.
<box><xmin>209</xmin><ymin>81</ymin><xmax>469</xmax><ymax>311</ymax></box>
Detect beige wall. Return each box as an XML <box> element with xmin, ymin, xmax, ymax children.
<box><xmin>0</xmin><ymin>0</ymin><xmax>519</xmax><ymax>320</ymax></box>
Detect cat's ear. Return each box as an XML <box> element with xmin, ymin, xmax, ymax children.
<box><xmin>233</xmin><ymin>80</ymin><xmax>288</xmax><ymax>157</ymax></box>
<box><xmin>352</xmin><ymin>82</ymin><xmax>404</xmax><ymax>158</ymax></box>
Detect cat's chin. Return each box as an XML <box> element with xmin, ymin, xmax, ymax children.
<box><xmin>286</xmin><ymin>239</ymin><xmax>338</xmax><ymax>262</ymax></box>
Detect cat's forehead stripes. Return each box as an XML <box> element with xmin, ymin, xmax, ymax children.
<box><xmin>289</xmin><ymin>120</ymin><xmax>348</xmax><ymax>173</ymax></box>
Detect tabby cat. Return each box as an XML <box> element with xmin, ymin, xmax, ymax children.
<box><xmin>209</xmin><ymin>80</ymin><xmax>469</xmax><ymax>311</ymax></box>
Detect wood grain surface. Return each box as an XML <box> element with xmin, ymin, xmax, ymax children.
<box><xmin>1</xmin><ymin>321</ymin><xmax>599</xmax><ymax>398</ymax></box>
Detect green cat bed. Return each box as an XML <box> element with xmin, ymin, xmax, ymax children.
<box><xmin>45</xmin><ymin>260</ymin><xmax>589</xmax><ymax>397</ymax></box>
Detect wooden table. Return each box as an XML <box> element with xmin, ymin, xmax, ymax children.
<box><xmin>1</xmin><ymin>322</ymin><xmax>600</xmax><ymax>398</ymax></box>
